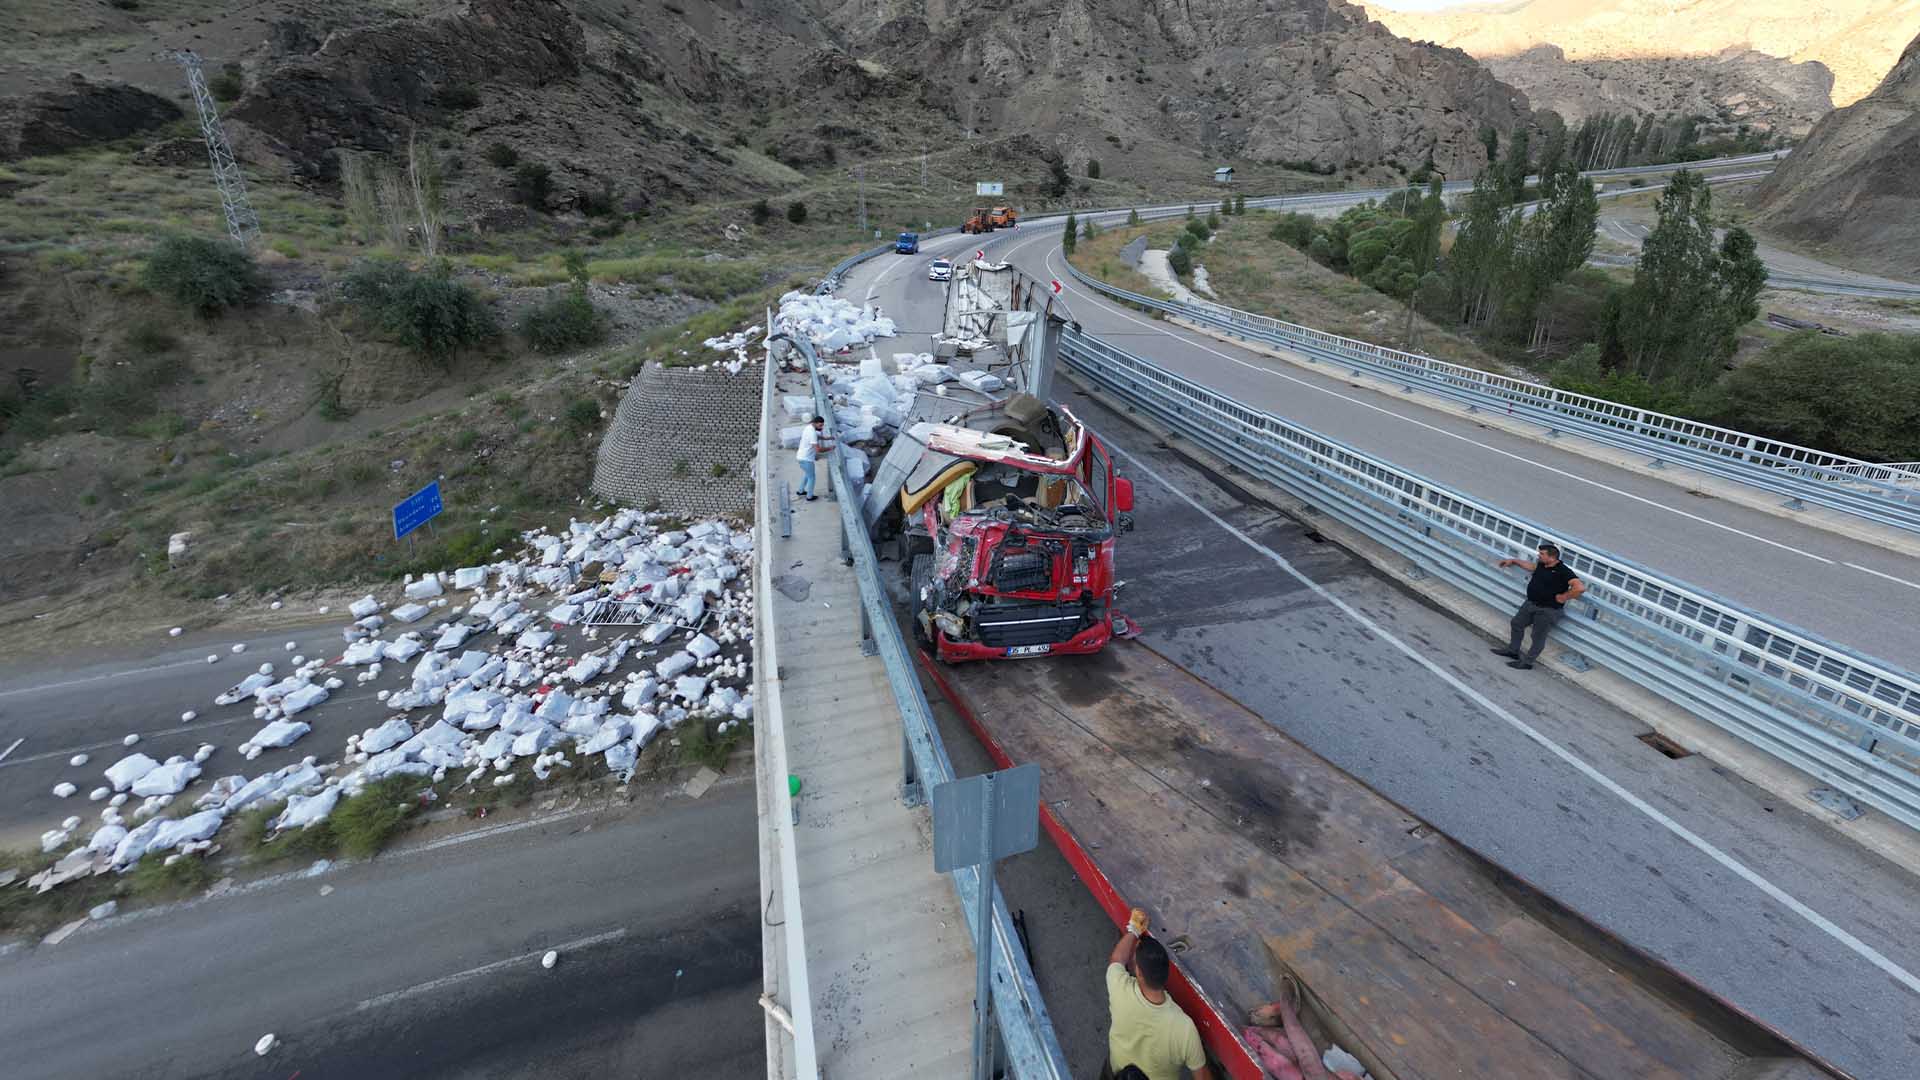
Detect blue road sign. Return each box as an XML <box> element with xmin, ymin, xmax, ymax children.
<box><xmin>392</xmin><ymin>481</ymin><xmax>443</xmax><ymax>540</ymax></box>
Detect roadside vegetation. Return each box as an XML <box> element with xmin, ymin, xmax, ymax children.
<box><xmin>1069</xmin><ymin>127</ymin><xmax>1917</xmax><ymax>462</ymax></box>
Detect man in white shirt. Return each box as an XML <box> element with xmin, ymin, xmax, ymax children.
<box><xmin>796</xmin><ymin>415</ymin><xmax>832</xmax><ymax>502</ymax></box>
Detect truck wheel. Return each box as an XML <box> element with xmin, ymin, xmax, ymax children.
<box><xmin>910</xmin><ymin>554</ymin><xmax>935</xmax><ymax>651</ymax></box>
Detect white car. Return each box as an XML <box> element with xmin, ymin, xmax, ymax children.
<box><xmin>927</xmin><ymin>259</ymin><xmax>953</xmax><ymax>282</ymax></box>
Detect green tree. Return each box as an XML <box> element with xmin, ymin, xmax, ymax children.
<box><xmin>1709</xmin><ymin>333</ymin><xmax>1920</xmax><ymax>460</ymax></box>
<box><xmin>1061</xmin><ymin>210</ymin><xmax>1078</xmax><ymax>255</ymax></box>
<box><xmin>750</xmin><ymin>198</ymin><xmax>772</xmax><ymax>226</ymax></box>
<box><xmin>1087</xmin><ymin>159</ymin><xmax>1101</xmax><ymax>179</ymax></box>
<box><xmin>1500</xmin><ymin>129</ymin><xmax>1532</xmax><ymax>204</ymax></box>
<box><xmin>1127</xmin><ymin>208</ymin><xmax>1141</xmax><ymax>226</ymax></box>
<box><xmin>1447</xmin><ymin>173</ymin><xmax>1519</xmax><ymax>327</ymax></box>
<box><xmin>512</xmin><ymin>162</ymin><xmax>552</xmax><ymax>209</ymax></box>
<box><xmin>1509</xmin><ymin>163</ymin><xmax>1599</xmax><ymax>347</ymax></box>
<box><xmin>1612</xmin><ymin>171</ymin><xmax>1766</xmax><ymax>384</ymax></box>
<box><xmin>786</xmin><ymin>200</ymin><xmax>808</xmax><ymax>224</ymax></box>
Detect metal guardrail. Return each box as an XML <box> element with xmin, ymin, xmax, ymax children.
<box><xmin>1060</xmin><ymin>327</ymin><xmax>1920</xmax><ymax>829</ymax></box>
<box><xmin>773</xmin><ymin>327</ymin><xmax>1073</xmax><ymax>1080</ymax></box>
<box><xmin>1054</xmin><ymin>260</ymin><xmax>1920</xmax><ymax>533</ymax></box>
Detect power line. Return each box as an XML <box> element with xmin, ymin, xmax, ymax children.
<box><xmin>165</xmin><ymin>50</ymin><xmax>261</xmax><ymax>248</ymax></box>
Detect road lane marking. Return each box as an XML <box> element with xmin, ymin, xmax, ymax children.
<box><xmin>1115</xmin><ymin>442</ymin><xmax>1920</xmax><ymax>999</ymax></box>
<box><xmin>354</xmin><ymin>927</ymin><xmax>629</xmax><ymax>1011</ymax></box>
<box><xmin>0</xmin><ymin>738</ymin><xmax>21</xmax><ymax>765</ymax></box>
<box><xmin>0</xmin><ymin>684</ymin><xmax>389</xmax><ymax>770</ymax></box>
<box><xmin>1847</xmin><ymin>562</ymin><xmax>1920</xmax><ymax>592</ymax></box>
<box><xmin>0</xmin><ymin>657</ymin><xmax>209</xmax><ymax>699</ymax></box>
<box><xmin>1016</xmin><ymin>236</ymin><xmax>1841</xmax><ymax>567</ymax></box>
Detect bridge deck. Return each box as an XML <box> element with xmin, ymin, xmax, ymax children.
<box><xmin>928</xmin><ymin>643</ymin><xmax>1822</xmax><ymax>1080</ymax></box>
<box><xmin>762</xmin><ymin>364</ymin><xmax>974</xmax><ymax>1079</ymax></box>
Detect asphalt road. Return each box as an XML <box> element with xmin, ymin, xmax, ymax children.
<box><xmin>0</xmin><ymin>776</ymin><xmax>763</xmax><ymax>1080</ymax></box>
<box><xmin>838</xmin><ymin>247</ymin><xmax>1920</xmax><ymax>1079</ymax></box>
<box><xmin>1598</xmin><ymin>214</ymin><xmax>1920</xmax><ymax>298</ymax></box>
<box><xmin>860</xmin><ymin>226</ymin><xmax>1920</xmax><ymax>676</ymax></box>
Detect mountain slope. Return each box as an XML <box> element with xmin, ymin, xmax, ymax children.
<box><xmin>1362</xmin><ymin>0</ymin><xmax>1920</xmax><ymax>108</ymax></box>
<box><xmin>1</xmin><ymin>0</ymin><xmax>1534</xmax><ymax>210</ymax></box>
<box><xmin>1749</xmin><ymin>31</ymin><xmax>1920</xmax><ymax>277</ymax></box>
<box><xmin>1478</xmin><ymin>44</ymin><xmax>1833</xmax><ymax>133</ymax></box>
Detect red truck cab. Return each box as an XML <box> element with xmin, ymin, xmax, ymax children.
<box><xmin>900</xmin><ymin>405</ymin><xmax>1134</xmax><ymax>662</ymax></box>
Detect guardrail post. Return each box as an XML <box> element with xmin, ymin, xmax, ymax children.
<box><xmin>859</xmin><ymin>600</ymin><xmax>879</xmax><ymax>657</ymax></box>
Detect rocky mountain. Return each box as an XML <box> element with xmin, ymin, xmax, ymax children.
<box><xmin>0</xmin><ymin>0</ymin><xmax>1534</xmax><ymax>213</ymax></box>
<box><xmin>1362</xmin><ymin>0</ymin><xmax>1920</xmax><ymax>113</ymax></box>
<box><xmin>1750</xmin><ymin>30</ymin><xmax>1920</xmax><ymax>277</ymax></box>
<box><xmin>834</xmin><ymin>0</ymin><xmax>1532</xmax><ymax>178</ymax></box>
<box><xmin>1478</xmin><ymin>44</ymin><xmax>1833</xmax><ymax>134</ymax></box>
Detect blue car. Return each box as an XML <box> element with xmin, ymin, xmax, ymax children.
<box><xmin>895</xmin><ymin>231</ymin><xmax>920</xmax><ymax>254</ymax></box>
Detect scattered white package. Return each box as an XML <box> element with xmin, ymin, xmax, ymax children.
<box><xmin>274</xmin><ymin>787</ymin><xmax>342</xmax><ymax>831</ymax></box>
<box><xmin>404</xmin><ymin>575</ymin><xmax>445</xmax><ymax>600</ymax></box>
<box><xmin>103</xmin><ymin>753</ymin><xmax>161</xmax><ymax>793</ymax></box>
<box><xmin>249</xmin><ymin>719</ymin><xmax>312</xmax><ymax>749</ymax></box>
<box><xmin>452</xmin><ymin>566</ymin><xmax>488</xmax><ymax>590</ymax></box>
<box><xmin>130</xmin><ymin>761</ymin><xmax>201</xmax><ymax>797</ymax></box>
<box><xmin>348</xmin><ymin>595</ymin><xmax>382</xmax><ymax>619</ymax></box>
<box><xmin>391</xmin><ymin>602</ymin><xmax>431</xmax><ymax>624</ymax></box>
<box><xmin>280</xmin><ymin>684</ymin><xmax>329</xmax><ymax>716</ymax></box>
<box><xmin>360</xmin><ymin>717</ymin><xmax>414</xmax><ymax>755</ymax></box>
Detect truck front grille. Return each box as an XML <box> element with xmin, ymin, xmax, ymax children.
<box><xmin>974</xmin><ymin>602</ymin><xmax>1087</xmax><ymax>647</ymax></box>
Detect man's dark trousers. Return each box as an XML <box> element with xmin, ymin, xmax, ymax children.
<box><xmin>1508</xmin><ymin>600</ymin><xmax>1563</xmax><ymax>662</ymax></box>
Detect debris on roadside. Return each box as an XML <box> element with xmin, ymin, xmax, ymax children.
<box><xmin>22</xmin><ymin>509</ymin><xmax>757</xmax><ymax>894</ymax></box>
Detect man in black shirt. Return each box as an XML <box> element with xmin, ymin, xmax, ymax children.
<box><xmin>1491</xmin><ymin>542</ymin><xmax>1585</xmax><ymax>670</ymax></box>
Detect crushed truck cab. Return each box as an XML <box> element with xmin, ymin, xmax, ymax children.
<box><xmin>875</xmin><ymin>396</ymin><xmax>1134</xmax><ymax>662</ymax></box>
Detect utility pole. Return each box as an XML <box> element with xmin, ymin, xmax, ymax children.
<box><xmin>165</xmin><ymin>50</ymin><xmax>261</xmax><ymax>249</ymax></box>
<box><xmin>855</xmin><ymin>162</ymin><xmax>867</xmax><ymax>234</ymax></box>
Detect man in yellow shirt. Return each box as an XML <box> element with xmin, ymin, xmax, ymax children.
<box><xmin>1104</xmin><ymin>913</ymin><xmax>1213</xmax><ymax>1080</ymax></box>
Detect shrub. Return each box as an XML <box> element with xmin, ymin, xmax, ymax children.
<box><xmin>1087</xmin><ymin>159</ymin><xmax>1101</xmax><ymax>179</ymax></box>
<box><xmin>1166</xmin><ymin>244</ymin><xmax>1192</xmax><ymax>277</ymax></box>
<box><xmin>207</xmin><ymin>64</ymin><xmax>243</xmax><ymax>103</ymax></box>
<box><xmin>750</xmin><ymin>198</ymin><xmax>772</xmax><ymax>226</ymax></box>
<box><xmin>564</xmin><ymin>397</ymin><xmax>601</xmax><ymax>434</ymax></box>
<box><xmin>142</xmin><ymin>236</ymin><xmax>266</xmax><ymax>316</ymax></box>
<box><xmin>343</xmin><ymin>259</ymin><xmax>498</xmax><ymax>364</ymax></box>
<box><xmin>1707</xmin><ymin>332</ymin><xmax>1920</xmax><ymax>461</ymax></box>
<box><xmin>126</xmin><ymin>322</ymin><xmax>180</xmax><ymax>355</ymax></box>
<box><xmin>1270</xmin><ymin>212</ymin><xmax>1318</xmax><ymax>249</ymax></box>
<box><xmin>519</xmin><ymin>289</ymin><xmax>606</xmax><ymax>354</ymax></box>
<box><xmin>329</xmin><ymin>777</ymin><xmax>422</xmax><ymax>857</ymax></box>
<box><xmin>484</xmin><ymin>142</ymin><xmax>519</xmax><ymax>168</ymax></box>
<box><xmin>578</xmin><ymin>183</ymin><xmax>617</xmax><ymax>218</ymax></box>
<box><xmin>436</xmin><ymin>83</ymin><xmax>481</xmax><ymax>110</ymax></box>
<box><xmin>786</xmin><ymin>200</ymin><xmax>808</xmax><ymax>224</ymax></box>
<box><xmin>108</xmin><ymin>0</ymin><xmax>140</xmax><ymax>9</ymax></box>
<box><xmin>1206</xmin><ymin>210</ymin><xmax>1221</xmax><ymax>230</ymax></box>
<box><xmin>512</xmin><ymin>162</ymin><xmax>552</xmax><ymax>209</ymax></box>
<box><xmin>1127</xmin><ymin>208</ymin><xmax>1140</xmax><ymax>226</ymax></box>
<box><xmin>1184</xmin><ymin>219</ymin><xmax>1211</xmax><ymax>243</ymax></box>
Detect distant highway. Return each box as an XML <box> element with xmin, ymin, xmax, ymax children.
<box><xmin>1595</xmin><ymin>216</ymin><xmax>1920</xmax><ymax>299</ymax></box>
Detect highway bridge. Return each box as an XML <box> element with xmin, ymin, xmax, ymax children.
<box><xmin>756</xmin><ymin>163</ymin><xmax>1920</xmax><ymax>1080</ymax></box>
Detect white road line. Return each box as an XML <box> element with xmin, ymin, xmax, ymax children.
<box><xmin>354</xmin><ymin>927</ymin><xmax>629</xmax><ymax>1011</ymax></box>
<box><xmin>1117</xmin><ymin>442</ymin><xmax>1920</xmax><ymax>999</ymax></box>
<box><xmin>1020</xmin><ymin>237</ymin><xmax>1840</xmax><ymax>566</ymax></box>
<box><xmin>0</xmin><ymin>738</ymin><xmax>21</xmax><ymax>765</ymax></box>
<box><xmin>1847</xmin><ymin>562</ymin><xmax>1920</xmax><ymax>592</ymax></box>
<box><xmin>0</xmin><ymin>684</ymin><xmax>389</xmax><ymax>770</ymax></box>
<box><xmin>0</xmin><ymin>657</ymin><xmax>207</xmax><ymax>699</ymax></box>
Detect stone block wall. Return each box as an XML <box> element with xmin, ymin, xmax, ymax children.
<box><xmin>591</xmin><ymin>362</ymin><xmax>758</xmax><ymax>517</ymax></box>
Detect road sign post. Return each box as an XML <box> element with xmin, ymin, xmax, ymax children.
<box><xmin>932</xmin><ymin>763</ymin><xmax>1041</xmax><ymax>1080</ymax></box>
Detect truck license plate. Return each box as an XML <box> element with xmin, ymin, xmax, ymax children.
<box><xmin>1007</xmin><ymin>644</ymin><xmax>1052</xmax><ymax>657</ymax></box>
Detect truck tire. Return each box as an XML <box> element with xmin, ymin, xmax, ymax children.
<box><xmin>909</xmin><ymin>554</ymin><xmax>935</xmax><ymax>652</ymax></box>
